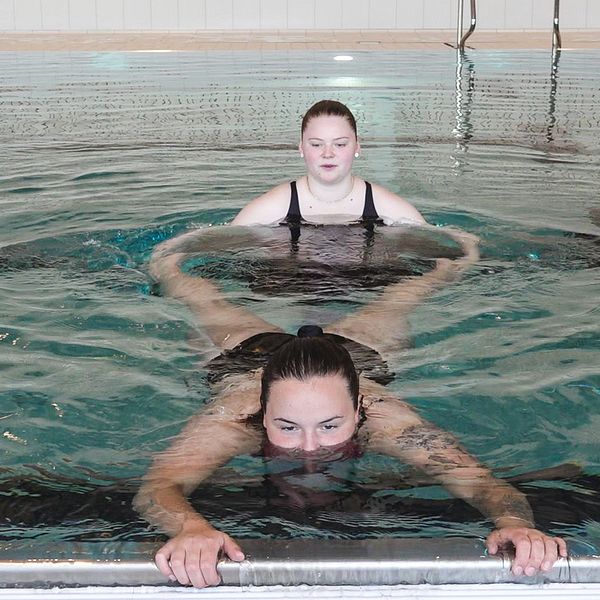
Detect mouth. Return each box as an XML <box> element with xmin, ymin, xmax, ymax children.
<box><xmin>320</xmin><ymin>164</ymin><xmax>337</xmax><ymax>169</ymax></box>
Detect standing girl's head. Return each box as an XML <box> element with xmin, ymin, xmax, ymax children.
<box><xmin>260</xmin><ymin>326</ymin><xmax>360</xmax><ymax>451</ymax></box>
<box><xmin>299</xmin><ymin>101</ymin><xmax>361</xmax><ymax>186</ymax></box>
<box><xmin>301</xmin><ymin>100</ymin><xmax>358</xmax><ymax>138</ymax></box>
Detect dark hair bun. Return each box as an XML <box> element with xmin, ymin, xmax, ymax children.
<box><xmin>297</xmin><ymin>325</ymin><xmax>324</xmax><ymax>338</ymax></box>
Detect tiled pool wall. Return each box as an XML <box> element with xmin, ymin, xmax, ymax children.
<box><xmin>1</xmin><ymin>0</ymin><xmax>599</xmax><ymax>33</ymax></box>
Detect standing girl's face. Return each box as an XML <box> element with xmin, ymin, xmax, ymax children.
<box><xmin>299</xmin><ymin>115</ymin><xmax>360</xmax><ymax>186</ymax></box>
<box><xmin>263</xmin><ymin>374</ymin><xmax>359</xmax><ymax>452</ymax></box>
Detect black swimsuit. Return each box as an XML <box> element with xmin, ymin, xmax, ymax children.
<box><xmin>283</xmin><ymin>181</ymin><xmax>384</xmax><ymax>226</ymax></box>
<box><xmin>205</xmin><ymin>330</ymin><xmax>393</xmax><ymax>386</ymax></box>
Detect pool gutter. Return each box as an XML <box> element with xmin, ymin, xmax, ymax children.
<box><xmin>1</xmin><ymin>538</ymin><xmax>600</xmax><ymax>588</ymax></box>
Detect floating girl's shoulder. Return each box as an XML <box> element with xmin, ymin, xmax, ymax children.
<box><xmin>204</xmin><ymin>371</ymin><xmax>262</xmax><ymax>420</ymax></box>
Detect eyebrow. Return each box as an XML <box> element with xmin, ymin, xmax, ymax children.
<box><xmin>273</xmin><ymin>416</ymin><xmax>343</xmax><ymax>425</ymax></box>
<box><xmin>274</xmin><ymin>418</ymin><xmax>298</xmax><ymax>425</ymax></box>
<box><xmin>320</xmin><ymin>416</ymin><xmax>343</xmax><ymax>424</ymax></box>
<box><xmin>306</xmin><ymin>137</ymin><xmax>350</xmax><ymax>142</ymax></box>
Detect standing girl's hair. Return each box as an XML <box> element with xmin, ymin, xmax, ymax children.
<box><xmin>301</xmin><ymin>100</ymin><xmax>358</xmax><ymax>137</ymax></box>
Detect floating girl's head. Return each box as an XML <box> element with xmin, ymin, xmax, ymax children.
<box><xmin>260</xmin><ymin>325</ymin><xmax>359</xmax><ymax>410</ymax></box>
<box><xmin>260</xmin><ymin>326</ymin><xmax>360</xmax><ymax>451</ymax></box>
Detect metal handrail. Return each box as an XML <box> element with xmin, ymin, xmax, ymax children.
<box><xmin>457</xmin><ymin>0</ymin><xmax>476</xmax><ymax>50</ymax></box>
<box><xmin>552</xmin><ymin>0</ymin><xmax>562</xmax><ymax>54</ymax></box>
<box><xmin>456</xmin><ymin>0</ymin><xmax>562</xmax><ymax>52</ymax></box>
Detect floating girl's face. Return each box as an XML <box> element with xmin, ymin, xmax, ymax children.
<box><xmin>299</xmin><ymin>115</ymin><xmax>360</xmax><ymax>185</ymax></box>
<box><xmin>263</xmin><ymin>374</ymin><xmax>359</xmax><ymax>452</ymax></box>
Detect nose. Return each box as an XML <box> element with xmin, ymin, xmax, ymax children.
<box><xmin>321</xmin><ymin>144</ymin><xmax>334</xmax><ymax>158</ymax></box>
<box><xmin>301</xmin><ymin>431</ymin><xmax>319</xmax><ymax>452</ymax></box>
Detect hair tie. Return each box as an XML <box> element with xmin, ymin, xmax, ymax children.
<box><xmin>297</xmin><ymin>325</ymin><xmax>324</xmax><ymax>338</ymax></box>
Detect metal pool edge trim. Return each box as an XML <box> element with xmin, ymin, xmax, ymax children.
<box><xmin>1</xmin><ymin>538</ymin><xmax>600</xmax><ymax>587</ymax></box>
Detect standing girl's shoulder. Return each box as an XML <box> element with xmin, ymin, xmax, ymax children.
<box><xmin>231</xmin><ymin>182</ymin><xmax>293</xmax><ymax>226</ymax></box>
<box><xmin>368</xmin><ymin>182</ymin><xmax>426</xmax><ymax>226</ymax></box>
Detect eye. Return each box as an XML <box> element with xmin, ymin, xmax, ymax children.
<box><xmin>322</xmin><ymin>424</ymin><xmax>338</xmax><ymax>431</ymax></box>
<box><xmin>335</xmin><ymin>143</ymin><xmax>347</xmax><ymax>148</ymax></box>
<box><xmin>280</xmin><ymin>425</ymin><xmax>298</xmax><ymax>432</ymax></box>
<box><xmin>310</xmin><ymin>142</ymin><xmax>322</xmax><ymax>148</ymax></box>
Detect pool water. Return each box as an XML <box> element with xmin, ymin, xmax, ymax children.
<box><xmin>0</xmin><ymin>50</ymin><xmax>599</xmax><ymax>552</ymax></box>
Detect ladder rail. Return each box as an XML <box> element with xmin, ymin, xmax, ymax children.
<box><xmin>457</xmin><ymin>0</ymin><xmax>476</xmax><ymax>51</ymax></box>
<box><xmin>456</xmin><ymin>0</ymin><xmax>562</xmax><ymax>52</ymax></box>
<box><xmin>552</xmin><ymin>0</ymin><xmax>562</xmax><ymax>53</ymax></box>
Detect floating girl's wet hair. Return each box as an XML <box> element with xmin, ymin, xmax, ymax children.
<box><xmin>301</xmin><ymin>100</ymin><xmax>357</xmax><ymax>137</ymax></box>
<box><xmin>260</xmin><ymin>325</ymin><xmax>359</xmax><ymax>411</ymax></box>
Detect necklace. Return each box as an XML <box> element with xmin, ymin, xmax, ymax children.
<box><xmin>306</xmin><ymin>176</ymin><xmax>355</xmax><ymax>204</ymax></box>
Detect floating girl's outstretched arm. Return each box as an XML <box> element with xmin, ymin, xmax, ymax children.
<box><xmin>149</xmin><ymin>230</ymin><xmax>283</xmax><ymax>351</ymax></box>
<box><xmin>326</xmin><ymin>228</ymin><xmax>480</xmax><ymax>359</ymax></box>
<box><xmin>134</xmin><ymin>373</ymin><xmax>262</xmax><ymax>587</ymax></box>
<box><xmin>359</xmin><ymin>378</ymin><xmax>568</xmax><ymax>577</ymax></box>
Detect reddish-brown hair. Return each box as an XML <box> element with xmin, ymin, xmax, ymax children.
<box><xmin>301</xmin><ymin>100</ymin><xmax>357</xmax><ymax>137</ymax></box>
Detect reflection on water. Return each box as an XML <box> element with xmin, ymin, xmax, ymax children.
<box><xmin>452</xmin><ymin>47</ymin><xmax>566</xmax><ymax>154</ymax></box>
<box><xmin>0</xmin><ymin>50</ymin><xmax>599</xmax><ymax>549</ymax></box>
<box><xmin>183</xmin><ymin>224</ymin><xmax>448</xmax><ymax>297</ymax></box>
<box><xmin>2</xmin><ymin>462</ymin><xmax>600</xmax><ymax>544</ymax></box>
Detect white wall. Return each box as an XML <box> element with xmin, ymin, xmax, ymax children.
<box><xmin>1</xmin><ymin>0</ymin><xmax>599</xmax><ymax>31</ymax></box>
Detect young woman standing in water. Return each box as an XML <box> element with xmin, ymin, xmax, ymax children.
<box><xmin>232</xmin><ymin>99</ymin><xmax>426</xmax><ymax>227</ymax></box>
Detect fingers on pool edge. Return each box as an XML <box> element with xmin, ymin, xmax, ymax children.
<box><xmin>155</xmin><ymin>549</ymin><xmax>176</xmax><ymax>580</ymax></box>
<box><xmin>224</xmin><ymin>536</ymin><xmax>245</xmax><ymax>562</ymax></box>
<box><xmin>485</xmin><ymin>530</ymin><xmax>500</xmax><ymax>554</ymax></box>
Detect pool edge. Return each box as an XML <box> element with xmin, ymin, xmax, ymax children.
<box><xmin>1</xmin><ymin>538</ymin><xmax>600</xmax><ymax>587</ymax></box>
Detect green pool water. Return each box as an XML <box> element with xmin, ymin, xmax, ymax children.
<box><xmin>0</xmin><ymin>49</ymin><xmax>599</xmax><ymax>552</ymax></box>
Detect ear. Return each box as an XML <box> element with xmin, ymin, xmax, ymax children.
<box><xmin>355</xmin><ymin>140</ymin><xmax>361</xmax><ymax>156</ymax></box>
<box><xmin>298</xmin><ymin>141</ymin><xmax>304</xmax><ymax>156</ymax></box>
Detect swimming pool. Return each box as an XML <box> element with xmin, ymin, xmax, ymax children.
<box><xmin>1</xmin><ymin>49</ymin><xmax>599</xmax><ymax>586</ymax></box>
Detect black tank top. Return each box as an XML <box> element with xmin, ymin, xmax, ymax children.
<box><xmin>283</xmin><ymin>181</ymin><xmax>383</xmax><ymax>225</ymax></box>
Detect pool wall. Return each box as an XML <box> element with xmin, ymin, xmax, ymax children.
<box><xmin>1</xmin><ymin>0</ymin><xmax>599</xmax><ymax>33</ymax></box>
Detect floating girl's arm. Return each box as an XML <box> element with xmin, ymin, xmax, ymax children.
<box><xmin>149</xmin><ymin>232</ymin><xmax>282</xmax><ymax>351</ymax></box>
<box><xmin>133</xmin><ymin>373</ymin><xmax>262</xmax><ymax>535</ymax></box>
<box><xmin>359</xmin><ymin>378</ymin><xmax>567</xmax><ymax>576</ymax></box>
<box><xmin>327</xmin><ymin>228</ymin><xmax>480</xmax><ymax>357</ymax></box>
<box><xmin>133</xmin><ymin>373</ymin><xmax>263</xmax><ymax>587</ymax></box>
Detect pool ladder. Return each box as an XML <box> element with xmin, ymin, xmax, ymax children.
<box><xmin>452</xmin><ymin>0</ymin><xmax>564</xmax><ymax>154</ymax></box>
<box><xmin>456</xmin><ymin>0</ymin><xmax>562</xmax><ymax>54</ymax></box>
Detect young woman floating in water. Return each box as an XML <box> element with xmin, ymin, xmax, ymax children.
<box><xmin>231</xmin><ymin>99</ymin><xmax>426</xmax><ymax>227</ymax></box>
<box><xmin>134</xmin><ymin>229</ymin><xmax>567</xmax><ymax>588</ymax></box>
